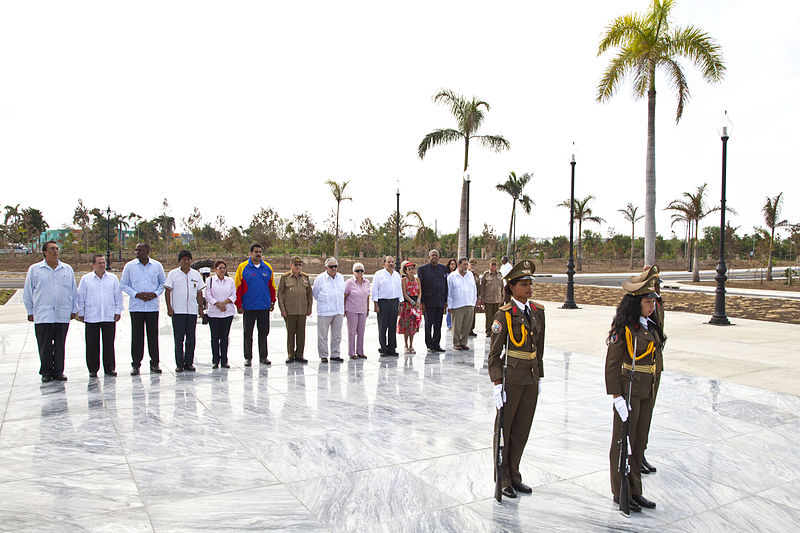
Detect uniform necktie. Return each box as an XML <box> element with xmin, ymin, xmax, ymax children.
<box><xmin>524</xmin><ymin>305</ymin><xmax>531</xmax><ymax>324</ymax></box>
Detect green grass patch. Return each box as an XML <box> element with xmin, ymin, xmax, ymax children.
<box><xmin>0</xmin><ymin>289</ymin><xmax>15</xmax><ymax>305</ymax></box>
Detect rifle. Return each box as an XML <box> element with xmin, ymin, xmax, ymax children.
<box><xmin>494</xmin><ymin>329</ymin><xmax>509</xmax><ymax>503</ymax></box>
<box><xmin>618</xmin><ymin>333</ymin><xmax>637</xmax><ymax>516</ymax></box>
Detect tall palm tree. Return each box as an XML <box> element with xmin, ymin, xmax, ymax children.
<box><xmin>597</xmin><ymin>0</ymin><xmax>725</xmax><ymax>266</ymax></box>
<box><xmin>618</xmin><ymin>203</ymin><xmax>644</xmax><ymax>269</ymax></box>
<box><xmin>558</xmin><ymin>195</ymin><xmax>605</xmax><ymax>271</ymax></box>
<box><xmin>3</xmin><ymin>204</ymin><xmax>22</xmax><ymax>244</ymax></box>
<box><xmin>666</xmin><ymin>183</ymin><xmax>719</xmax><ymax>282</ymax></box>
<box><xmin>418</xmin><ymin>89</ymin><xmax>510</xmax><ymax>258</ymax></box>
<box><xmin>667</xmin><ymin>205</ymin><xmax>693</xmax><ymax>271</ymax></box>
<box><xmin>762</xmin><ymin>193</ymin><xmax>788</xmax><ymax>281</ymax></box>
<box><xmin>495</xmin><ymin>171</ymin><xmax>534</xmax><ymax>259</ymax></box>
<box><xmin>325</xmin><ymin>179</ymin><xmax>352</xmax><ymax>258</ymax></box>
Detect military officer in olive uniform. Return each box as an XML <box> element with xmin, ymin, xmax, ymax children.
<box><xmin>479</xmin><ymin>257</ymin><xmax>504</xmax><ymax>337</ymax></box>
<box><xmin>488</xmin><ymin>259</ymin><xmax>545</xmax><ymax>499</ymax></box>
<box><xmin>605</xmin><ymin>271</ymin><xmax>664</xmax><ymax>512</ymax></box>
<box><xmin>278</xmin><ymin>257</ymin><xmax>313</xmax><ymax>364</ymax></box>
<box><xmin>640</xmin><ymin>265</ymin><xmax>664</xmax><ymax>475</ymax></box>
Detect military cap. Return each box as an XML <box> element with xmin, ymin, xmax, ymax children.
<box><xmin>504</xmin><ymin>259</ymin><xmax>536</xmax><ymax>281</ymax></box>
<box><xmin>622</xmin><ymin>275</ymin><xmax>658</xmax><ymax>297</ymax></box>
<box><xmin>291</xmin><ymin>256</ymin><xmax>304</xmax><ymax>265</ymax></box>
<box><xmin>469</xmin><ymin>258</ymin><xmax>478</xmax><ymax>265</ymax></box>
<box><xmin>489</xmin><ymin>257</ymin><xmax>498</xmax><ymax>264</ymax></box>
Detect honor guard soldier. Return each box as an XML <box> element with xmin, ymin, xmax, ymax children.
<box><xmin>640</xmin><ymin>265</ymin><xmax>664</xmax><ymax>475</ymax></box>
<box><xmin>605</xmin><ymin>270</ymin><xmax>664</xmax><ymax>512</ymax></box>
<box><xmin>278</xmin><ymin>257</ymin><xmax>313</xmax><ymax>363</ymax></box>
<box><xmin>488</xmin><ymin>259</ymin><xmax>545</xmax><ymax>499</ymax></box>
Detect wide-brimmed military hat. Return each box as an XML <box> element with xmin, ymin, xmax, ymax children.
<box><xmin>622</xmin><ymin>275</ymin><xmax>658</xmax><ymax>297</ymax></box>
<box><xmin>504</xmin><ymin>259</ymin><xmax>536</xmax><ymax>281</ymax></box>
<box><xmin>291</xmin><ymin>256</ymin><xmax>304</xmax><ymax>265</ymax></box>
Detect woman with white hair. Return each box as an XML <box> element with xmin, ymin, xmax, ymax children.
<box><xmin>344</xmin><ymin>262</ymin><xmax>370</xmax><ymax>359</ymax></box>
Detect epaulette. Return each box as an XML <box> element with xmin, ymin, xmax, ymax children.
<box><xmin>528</xmin><ymin>299</ymin><xmax>545</xmax><ymax>311</ymax></box>
<box><xmin>499</xmin><ymin>302</ymin><xmax>512</xmax><ymax>311</ymax></box>
<box><xmin>482</xmin><ymin>270</ymin><xmax>491</xmax><ymax>276</ymax></box>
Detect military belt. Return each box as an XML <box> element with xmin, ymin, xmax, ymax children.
<box><xmin>622</xmin><ymin>363</ymin><xmax>656</xmax><ymax>374</ymax></box>
<box><xmin>507</xmin><ymin>349</ymin><xmax>537</xmax><ymax>361</ymax></box>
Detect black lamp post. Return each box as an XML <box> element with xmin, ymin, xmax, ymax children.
<box><xmin>395</xmin><ymin>182</ymin><xmax>400</xmax><ymax>261</ymax></box>
<box><xmin>710</xmin><ymin>111</ymin><xmax>732</xmax><ymax>325</ymax></box>
<box><xmin>105</xmin><ymin>205</ymin><xmax>112</xmax><ymax>269</ymax></box>
<box><xmin>563</xmin><ymin>142</ymin><xmax>578</xmax><ymax>309</ymax></box>
<box><xmin>465</xmin><ymin>169</ymin><xmax>471</xmax><ymax>260</ymax></box>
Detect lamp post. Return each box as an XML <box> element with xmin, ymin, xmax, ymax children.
<box><xmin>464</xmin><ymin>169</ymin><xmax>471</xmax><ymax>260</ymax></box>
<box><xmin>562</xmin><ymin>142</ymin><xmax>578</xmax><ymax>309</ymax></box>
<box><xmin>395</xmin><ymin>181</ymin><xmax>400</xmax><ymax>261</ymax></box>
<box><xmin>105</xmin><ymin>206</ymin><xmax>112</xmax><ymax>269</ymax></box>
<box><xmin>710</xmin><ymin>111</ymin><xmax>732</xmax><ymax>325</ymax></box>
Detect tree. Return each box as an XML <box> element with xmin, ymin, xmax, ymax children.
<box><xmin>290</xmin><ymin>212</ymin><xmax>316</xmax><ymax>255</ymax></box>
<box><xmin>248</xmin><ymin>207</ymin><xmax>284</xmax><ymax>252</ymax></box>
<box><xmin>495</xmin><ymin>171</ymin><xmax>534</xmax><ymax>259</ymax></box>
<box><xmin>72</xmin><ymin>199</ymin><xmax>91</xmax><ymax>253</ymax></box>
<box><xmin>325</xmin><ymin>179</ymin><xmax>352</xmax><ymax>259</ymax></box>
<box><xmin>618</xmin><ymin>203</ymin><xmax>644</xmax><ymax>269</ymax></box>
<box><xmin>666</xmin><ymin>184</ymin><xmax>719</xmax><ymax>282</ymax></box>
<box><xmin>22</xmin><ymin>207</ymin><xmax>48</xmax><ymax>250</ymax></box>
<box><xmin>3</xmin><ymin>204</ymin><xmax>22</xmax><ymax>244</ymax></box>
<box><xmin>558</xmin><ymin>195</ymin><xmax>605</xmax><ymax>271</ymax></box>
<box><xmin>418</xmin><ymin>89</ymin><xmax>510</xmax><ymax>258</ymax></box>
<box><xmin>481</xmin><ymin>224</ymin><xmax>500</xmax><ymax>258</ymax></box>
<box><xmin>597</xmin><ymin>0</ymin><xmax>725</xmax><ymax>265</ymax></box>
<box><xmin>761</xmin><ymin>193</ymin><xmax>788</xmax><ymax>281</ymax></box>
<box><xmin>183</xmin><ymin>207</ymin><xmax>203</xmax><ymax>252</ymax></box>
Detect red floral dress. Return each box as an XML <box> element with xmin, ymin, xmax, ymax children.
<box><xmin>397</xmin><ymin>277</ymin><xmax>422</xmax><ymax>334</ymax></box>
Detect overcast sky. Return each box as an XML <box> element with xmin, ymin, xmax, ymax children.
<box><xmin>1</xmin><ymin>0</ymin><xmax>798</xmax><ymax>245</ymax></box>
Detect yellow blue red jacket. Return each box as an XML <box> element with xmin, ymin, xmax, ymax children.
<box><xmin>234</xmin><ymin>259</ymin><xmax>276</xmax><ymax>311</ymax></box>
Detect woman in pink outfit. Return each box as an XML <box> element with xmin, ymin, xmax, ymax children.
<box><xmin>397</xmin><ymin>261</ymin><xmax>423</xmax><ymax>354</ymax></box>
<box><xmin>344</xmin><ymin>262</ymin><xmax>370</xmax><ymax>359</ymax></box>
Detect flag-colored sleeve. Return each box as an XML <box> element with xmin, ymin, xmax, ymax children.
<box><xmin>265</xmin><ymin>262</ymin><xmax>277</xmax><ymax>305</ymax></box>
<box><xmin>234</xmin><ymin>261</ymin><xmax>247</xmax><ymax>308</ymax></box>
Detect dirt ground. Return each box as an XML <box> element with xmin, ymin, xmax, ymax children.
<box><xmin>684</xmin><ymin>280</ymin><xmax>800</xmax><ymax>292</ymax></box>
<box><xmin>530</xmin><ymin>283</ymin><xmax>800</xmax><ymax>325</ymax></box>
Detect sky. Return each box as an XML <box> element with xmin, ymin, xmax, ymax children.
<box><xmin>1</xmin><ymin>0</ymin><xmax>798</xmax><ymax>245</ymax></box>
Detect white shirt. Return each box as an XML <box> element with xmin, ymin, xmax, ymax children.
<box><xmin>512</xmin><ymin>297</ymin><xmax>530</xmax><ymax>315</ymax></box>
<box><xmin>23</xmin><ymin>259</ymin><xmax>78</xmax><ymax>324</ymax></box>
<box><xmin>447</xmin><ymin>270</ymin><xmax>477</xmax><ymax>309</ymax></box>
<box><xmin>164</xmin><ymin>267</ymin><xmax>204</xmax><ymax>314</ymax></box>
<box><xmin>205</xmin><ymin>275</ymin><xmax>236</xmax><ymax>318</ymax></box>
<box><xmin>371</xmin><ymin>268</ymin><xmax>402</xmax><ymax>302</ymax></box>
<box><xmin>120</xmin><ymin>258</ymin><xmax>166</xmax><ymax>312</ymax></box>
<box><xmin>312</xmin><ymin>272</ymin><xmax>345</xmax><ymax>316</ymax></box>
<box><xmin>499</xmin><ymin>262</ymin><xmax>512</xmax><ymax>280</ymax></box>
<box><xmin>77</xmin><ymin>271</ymin><xmax>123</xmax><ymax>323</ymax></box>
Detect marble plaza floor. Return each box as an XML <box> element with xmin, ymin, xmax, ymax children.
<box><xmin>1</xmin><ymin>305</ymin><xmax>800</xmax><ymax>532</ymax></box>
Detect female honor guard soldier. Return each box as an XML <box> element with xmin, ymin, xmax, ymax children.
<box><xmin>605</xmin><ymin>269</ymin><xmax>663</xmax><ymax>512</ymax></box>
<box><xmin>488</xmin><ymin>259</ymin><xmax>545</xmax><ymax>499</ymax></box>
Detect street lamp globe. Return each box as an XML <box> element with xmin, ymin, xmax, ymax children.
<box><xmin>718</xmin><ymin>110</ymin><xmax>733</xmax><ymax>139</ymax></box>
<box><xmin>569</xmin><ymin>141</ymin><xmax>578</xmax><ymax>163</ymax></box>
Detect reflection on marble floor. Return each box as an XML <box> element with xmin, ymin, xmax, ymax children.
<box><xmin>1</xmin><ymin>313</ymin><xmax>799</xmax><ymax>532</ymax></box>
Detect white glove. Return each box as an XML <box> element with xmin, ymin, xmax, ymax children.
<box><xmin>614</xmin><ymin>396</ymin><xmax>629</xmax><ymax>422</ymax></box>
<box><xmin>493</xmin><ymin>384</ymin><xmax>506</xmax><ymax>410</ymax></box>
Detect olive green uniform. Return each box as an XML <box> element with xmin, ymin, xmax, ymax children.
<box><xmin>277</xmin><ymin>271</ymin><xmax>313</xmax><ymax>360</ymax></box>
<box><xmin>480</xmin><ymin>271</ymin><xmax>504</xmax><ymax>336</ymax></box>
<box><xmin>488</xmin><ymin>300</ymin><xmax>546</xmax><ymax>487</ymax></box>
<box><xmin>605</xmin><ymin>322</ymin><xmax>663</xmax><ymax>498</ymax></box>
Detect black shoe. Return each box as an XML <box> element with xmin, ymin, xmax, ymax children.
<box><xmin>105</xmin><ymin>371</ymin><xmax>117</xmax><ymax>377</ymax></box>
<box><xmin>150</xmin><ymin>365</ymin><xmax>162</xmax><ymax>374</ymax></box>
<box><xmin>286</xmin><ymin>358</ymin><xmax>294</xmax><ymax>364</ymax></box>
<box><xmin>427</xmin><ymin>348</ymin><xmax>436</xmax><ymax>354</ymax></box>
<box><xmin>613</xmin><ymin>495</ymin><xmax>642</xmax><ymax>512</ymax></box>
<box><xmin>184</xmin><ymin>365</ymin><xmax>196</xmax><ymax>372</ymax></box>
<box><xmin>53</xmin><ymin>374</ymin><xmax>68</xmax><ymax>381</ymax></box>
<box><xmin>244</xmin><ymin>359</ymin><xmax>252</xmax><ymax>367</ymax></box>
<box><xmin>468</xmin><ymin>332</ymin><xmax>478</xmax><ymax>337</ymax></box>
<box><xmin>501</xmin><ymin>486</ymin><xmax>517</xmax><ymax>499</ymax></box>
<box><xmin>130</xmin><ymin>368</ymin><xmax>140</xmax><ymax>376</ymax></box>
<box><xmin>486</xmin><ymin>333</ymin><xmax>492</xmax><ymax>338</ymax></box>
<box><xmin>176</xmin><ymin>367</ymin><xmax>184</xmax><ymax>373</ymax></box>
<box><xmin>260</xmin><ymin>358</ymin><xmax>271</xmax><ymax>366</ymax></box>
<box><xmin>221</xmin><ymin>363</ymin><xmax>230</xmax><ymax>368</ymax></box>
<box><xmin>212</xmin><ymin>364</ymin><xmax>219</xmax><ymax>369</ymax></box>
<box><xmin>330</xmin><ymin>357</ymin><xmax>344</xmax><ymax>362</ymax></box>
<box><xmin>387</xmin><ymin>352</ymin><xmax>399</xmax><ymax>357</ymax></box>
<box><xmin>296</xmin><ymin>358</ymin><xmax>309</xmax><ymax>364</ymax></box>
<box><xmin>511</xmin><ymin>482</ymin><xmax>532</xmax><ymax>494</ymax></box>
<box><xmin>642</xmin><ymin>456</ymin><xmax>657</xmax><ymax>473</ymax></box>
<box><xmin>320</xmin><ymin>357</ymin><xmax>328</xmax><ymax>363</ymax></box>
<box><xmin>41</xmin><ymin>375</ymin><xmax>53</xmax><ymax>383</ymax></box>
<box><xmin>632</xmin><ymin>494</ymin><xmax>656</xmax><ymax>509</ymax></box>
<box><xmin>378</xmin><ymin>348</ymin><xmax>386</xmax><ymax>354</ymax></box>
<box><xmin>89</xmin><ymin>372</ymin><xmax>98</xmax><ymax>378</ymax></box>
<box><xmin>435</xmin><ymin>347</ymin><xmax>446</xmax><ymax>352</ymax></box>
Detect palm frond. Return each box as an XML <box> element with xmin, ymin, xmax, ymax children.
<box><xmin>433</xmin><ymin>89</ymin><xmax>466</xmax><ymax>119</ymax></box>
<box><xmin>518</xmin><ymin>195</ymin><xmax>534</xmax><ymax>214</ymax></box>
<box><xmin>598</xmin><ymin>14</ymin><xmax>647</xmax><ymax>54</ymax></box>
<box><xmin>417</xmin><ymin>129</ymin><xmax>463</xmax><ymax>159</ymax></box>
<box><xmin>660</xmin><ymin>57</ymin><xmax>689</xmax><ymax>122</ymax></box>
<box><xmin>475</xmin><ymin>134</ymin><xmax>510</xmax><ymax>153</ymax></box>
<box><xmin>597</xmin><ymin>47</ymin><xmax>640</xmax><ymax>102</ymax></box>
<box><xmin>667</xmin><ymin>26</ymin><xmax>726</xmax><ymax>83</ymax></box>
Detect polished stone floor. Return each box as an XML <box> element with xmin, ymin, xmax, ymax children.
<box><xmin>1</xmin><ymin>309</ymin><xmax>799</xmax><ymax>532</ymax></box>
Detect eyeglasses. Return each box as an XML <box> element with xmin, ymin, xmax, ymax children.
<box><xmin>215</xmin><ymin>266</ymin><xmax>226</xmax><ymax>270</ymax></box>
<box><xmin>354</xmin><ymin>269</ymin><xmax>364</xmax><ymax>273</ymax></box>
<box><xmin>328</xmin><ymin>265</ymin><xmax>338</xmax><ymax>269</ymax></box>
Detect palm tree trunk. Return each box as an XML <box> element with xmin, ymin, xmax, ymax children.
<box><xmin>686</xmin><ymin>221</ymin><xmax>693</xmax><ymax>271</ymax></box>
<box><xmin>629</xmin><ymin>222</ymin><xmax>635</xmax><ymax>270</ymax></box>
<box><xmin>644</xmin><ymin>86</ymin><xmax>657</xmax><ymax>266</ymax></box>
<box><xmin>767</xmin><ymin>228</ymin><xmax>775</xmax><ymax>281</ymax></box>
<box><xmin>692</xmin><ymin>224</ymin><xmax>700</xmax><ymax>282</ymax></box>
<box><xmin>334</xmin><ymin>202</ymin><xmax>340</xmax><ymax>258</ymax></box>
<box><xmin>457</xmin><ymin>138</ymin><xmax>470</xmax><ymax>259</ymax></box>
<box><xmin>506</xmin><ymin>200</ymin><xmax>515</xmax><ymax>258</ymax></box>
<box><xmin>577</xmin><ymin>221</ymin><xmax>583</xmax><ymax>271</ymax></box>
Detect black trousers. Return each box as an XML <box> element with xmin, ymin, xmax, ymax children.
<box><xmin>423</xmin><ymin>305</ymin><xmax>444</xmax><ymax>349</ymax></box>
<box><xmin>85</xmin><ymin>321</ymin><xmax>116</xmax><ymax>373</ymax></box>
<box><xmin>130</xmin><ymin>311</ymin><xmax>159</xmax><ymax>369</ymax></box>
<box><xmin>376</xmin><ymin>299</ymin><xmax>399</xmax><ymax>353</ymax></box>
<box><xmin>209</xmin><ymin>316</ymin><xmax>233</xmax><ymax>364</ymax></box>
<box><xmin>172</xmin><ymin>314</ymin><xmax>197</xmax><ymax>368</ymax></box>
<box><xmin>243</xmin><ymin>309</ymin><xmax>269</xmax><ymax>360</ymax></box>
<box><xmin>34</xmin><ymin>322</ymin><xmax>69</xmax><ymax>378</ymax></box>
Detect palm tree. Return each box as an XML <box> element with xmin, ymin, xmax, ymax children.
<box><xmin>3</xmin><ymin>204</ymin><xmax>22</xmax><ymax>245</ymax></box>
<box><xmin>495</xmin><ymin>171</ymin><xmax>534</xmax><ymax>259</ymax></box>
<box><xmin>325</xmin><ymin>179</ymin><xmax>352</xmax><ymax>258</ymax></box>
<box><xmin>667</xmin><ymin>204</ymin><xmax>693</xmax><ymax>271</ymax></box>
<box><xmin>762</xmin><ymin>193</ymin><xmax>788</xmax><ymax>281</ymax></box>
<box><xmin>666</xmin><ymin>184</ymin><xmax>720</xmax><ymax>282</ymax></box>
<box><xmin>618</xmin><ymin>203</ymin><xmax>644</xmax><ymax>269</ymax></box>
<box><xmin>558</xmin><ymin>195</ymin><xmax>605</xmax><ymax>271</ymax></box>
<box><xmin>418</xmin><ymin>89</ymin><xmax>510</xmax><ymax>258</ymax></box>
<box><xmin>597</xmin><ymin>0</ymin><xmax>725</xmax><ymax>266</ymax></box>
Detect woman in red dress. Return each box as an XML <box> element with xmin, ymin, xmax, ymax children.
<box><xmin>397</xmin><ymin>261</ymin><xmax>423</xmax><ymax>354</ymax></box>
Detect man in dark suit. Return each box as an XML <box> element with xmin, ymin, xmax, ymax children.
<box><xmin>417</xmin><ymin>249</ymin><xmax>448</xmax><ymax>353</ymax></box>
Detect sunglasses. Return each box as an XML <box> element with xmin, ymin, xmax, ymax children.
<box><xmin>354</xmin><ymin>269</ymin><xmax>364</xmax><ymax>273</ymax></box>
<box><xmin>328</xmin><ymin>265</ymin><xmax>338</xmax><ymax>269</ymax></box>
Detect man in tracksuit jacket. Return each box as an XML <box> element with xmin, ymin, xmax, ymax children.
<box><xmin>235</xmin><ymin>243</ymin><xmax>277</xmax><ymax>366</ymax></box>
